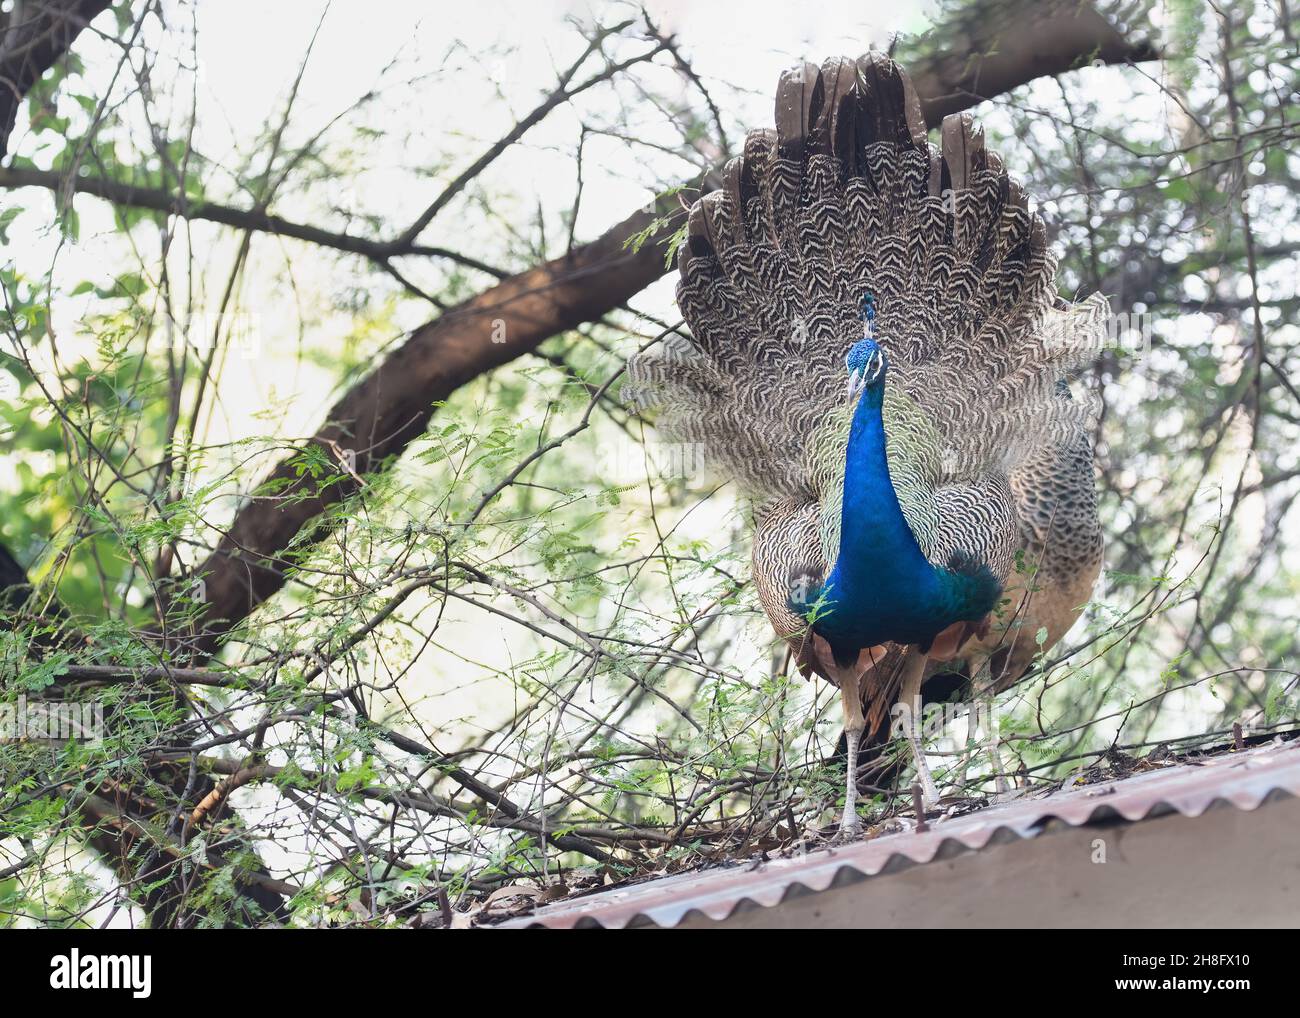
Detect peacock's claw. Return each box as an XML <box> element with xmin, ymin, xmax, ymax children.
<box><xmin>835</xmin><ymin>816</ymin><xmax>863</xmax><ymax>843</ymax></box>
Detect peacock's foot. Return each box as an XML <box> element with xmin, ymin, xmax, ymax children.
<box><xmin>835</xmin><ymin>802</ymin><xmax>863</xmax><ymax>842</ymax></box>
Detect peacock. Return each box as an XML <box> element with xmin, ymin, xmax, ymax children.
<box><xmin>627</xmin><ymin>55</ymin><xmax>1105</xmax><ymax>838</ymax></box>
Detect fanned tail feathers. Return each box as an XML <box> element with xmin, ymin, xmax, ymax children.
<box><xmin>626</xmin><ymin>55</ymin><xmax>1106</xmax><ymax>520</ymax></box>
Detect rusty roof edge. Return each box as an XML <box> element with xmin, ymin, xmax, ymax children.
<box><xmin>498</xmin><ymin>739</ymin><xmax>1300</xmax><ymax>929</ymax></box>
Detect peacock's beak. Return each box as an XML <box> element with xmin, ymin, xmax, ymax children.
<box><xmin>846</xmin><ymin>368</ymin><xmax>865</xmax><ymax>404</ymax></box>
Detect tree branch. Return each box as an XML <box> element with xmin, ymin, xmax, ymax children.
<box><xmin>390</xmin><ymin>20</ymin><xmax>662</xmax><ymax>249</ymax></box>
<box><xmin>907</xmin><ymin>0</ymin><xmax>1160</xmax><ymax>124</ymax></box>
<box><xmin>0</xmin><ymin>165</ymin><xmax>508</xmax><ymax>278</ymax></box>
<box><xmin>0</xmin><ymin>0</ymin><xmax>110</xmax><ymax>157</ymax></box>
<box><xmin>185</xmin><ymin>196</ymin><xmax>679</xmax><ymax>657</ymax></box>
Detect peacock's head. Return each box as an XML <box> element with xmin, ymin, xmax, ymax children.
<box><xmin>845</xmin><ymin>338</ymin><xmax>886</xmax><ymax>403</ymax></box>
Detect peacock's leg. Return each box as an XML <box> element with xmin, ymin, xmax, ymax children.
<box><xmin>836</xmin><ymin>666</ymin><xmax>866</xmax><ymax>840</ymax></box>
<box><xmin>987</xmin><ymin>731</ymin><xmax>1011</xmax><ymax>797</ymax></box>
<box><xmin>968</xmin><ymin>655</ymin><xmax>1009</xmax><ymax>795</ymax></box>
<box><xmin>955</xmin><ymin>703</ymin><xmax>977</xmax><ymax>791</ymax></box>
<box><xmin>898</xmin><ymin>648</ymin><xmax>940</xmax><ymax>810</ymax></box>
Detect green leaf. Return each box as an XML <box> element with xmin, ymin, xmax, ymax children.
<box><xmin>0</xmin><ymin>206</ymin><xmax>22</xmax><ymax>244</ymax></box>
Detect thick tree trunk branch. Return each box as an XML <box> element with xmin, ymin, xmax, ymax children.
<box><xmin>0</xmin><ymin>0</ymin><xmax>109</xmax><ymax>157</ymax></box>
<box><xmin>909</xmin><ymin>0</ymin><xmax>1159</xmax><ymax>124</ymax></box>
<box><xmin>185</xmin><ymin>201</ymin><xmax>677</xmax><ymax>658</ymax></box>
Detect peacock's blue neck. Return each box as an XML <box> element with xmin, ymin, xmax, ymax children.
<box><xmin>834</xmin><ymin>383</ymin><xmax>934</xmax><ymax>596</ymax></box>
<box><xmin>805</xmin><ymin>379</ymin><xmax>997</xmax><ymax>658</ymax></box>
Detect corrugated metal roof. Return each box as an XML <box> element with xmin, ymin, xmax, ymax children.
<box><xmin>494</xmin><ymin>737</ymin><xmax>1300</xmax><ymax>928</ymax></box>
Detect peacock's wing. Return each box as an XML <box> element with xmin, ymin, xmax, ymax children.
<box><xmin>751</xmin><ymin>496</ymin><xmax>822</xmax><ymax>650</ymax></box>
<box><xmin>972</xmin><ymin>391</ymin><xmax>1106</xmax><ymax>689</ymax></box>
